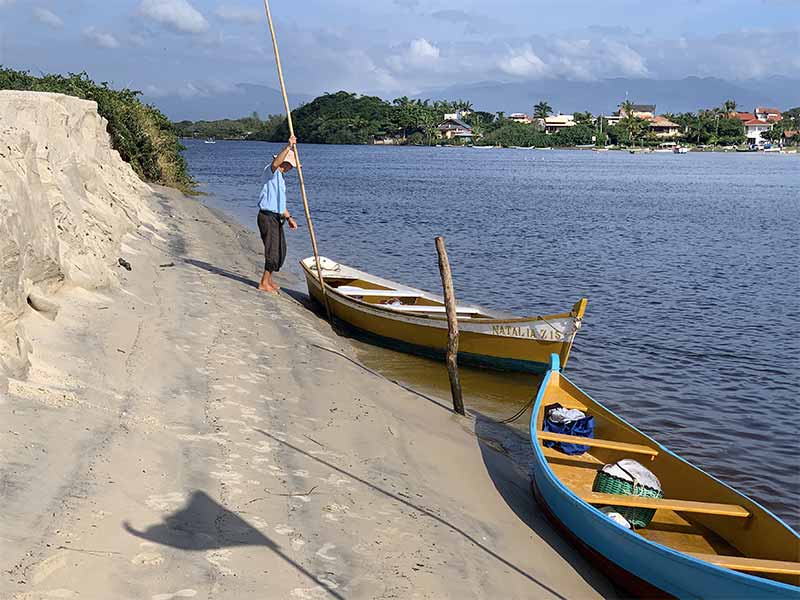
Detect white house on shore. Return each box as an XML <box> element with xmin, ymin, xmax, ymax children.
<box><xmin>508</xmin><ymin>112</ymin><xmax>532</xmax><ymax>124</ymax></box>
<box><xmin>542</xmin><ymin>114</ymin><xmax>575</xmax><ymax>134</ymax></box>
<box><xmin>744</xmin><ymin>106</ymin><xmax>782</xmax><ymax>146</ymax></box>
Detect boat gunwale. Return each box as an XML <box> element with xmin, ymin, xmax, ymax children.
<box><xmin>300</xmin><ymin>258</ymin><xmax>582</xmax><ymax>325</ymax></box>
<box><xmin>529</xmin><ymin>354</ymin><xmax>800</xmax><ymax>594</ymax></box>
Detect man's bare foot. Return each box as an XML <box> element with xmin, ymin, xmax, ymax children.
<box><xmin>257</xmin><ymin>284</ymin><xmax>278</xmax><ymax>293</ymax></box>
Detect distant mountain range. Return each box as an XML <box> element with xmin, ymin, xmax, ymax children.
<box><xmin>416</xmin><ymin>76</ymin><xmax>800</xmax><ymax>115</ymax></box>
<box><xmin>147</xmin><ymin>77</ymin><xmax>799</xmax><ymax>122</ymax></box>
<box><xmin>143</xmin><ymin>83</ymin><xmax>313</xmax><ymax>122</ymax></box>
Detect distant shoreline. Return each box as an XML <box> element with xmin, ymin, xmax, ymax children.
<box><xmin>180</xmin><ymin>138</ymin><xmax>796</xmax><ymax>153</ymax></box>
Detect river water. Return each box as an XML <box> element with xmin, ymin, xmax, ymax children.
<box><xmin>183</xmin><ymin>140</ymin><xmax>799</xmax><ymax>527</ymax></box>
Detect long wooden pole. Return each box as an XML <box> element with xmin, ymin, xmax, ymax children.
<box><xmin>262</xmin><ymin>0</ymin><xmax>331</xmax><ymax>320</ymax></box>
<box><xmin>435</xmin><ymin>237</ymin><xmax>465</xmax><ymax>416</ymax></box>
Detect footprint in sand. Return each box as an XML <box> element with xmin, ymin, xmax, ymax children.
<box><xmin>13</xmin><ymin>590</ymin><xmax>79</xmax><ymax>599</ymax></box>
<box><xmin>145</xmin><ymin>492</ymin><xmax>185</xmax><ymax>512</ymax></box>
<box><xmin>315</xmin><ymin>543</ymin><xmax>337</xmax><ymax>562</ymax></box>
<box><xmin>151</xmin><ymin>590</ymin><xmax>197</xmax><ymax>600</ymax></box>
<box><xmin>131</xmin><ymin>552</ymin><xmax>164</xmax><ymax>566</ymax></box>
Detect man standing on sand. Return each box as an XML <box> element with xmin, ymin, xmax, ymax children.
<box><xmin>257</xmin><ymin>136</ymin><xmax>299</xmax><ymax>293</ymax></box>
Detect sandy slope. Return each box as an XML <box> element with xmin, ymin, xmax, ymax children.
<box><xmin>0</xmin><ymin>91</ymin><xmax>156</xmax><ymax>386</ymax></box>
<box><xmin>0</xmin><ymin>183</ymin><xmax>615</xmax><ymax>598</ymax></box>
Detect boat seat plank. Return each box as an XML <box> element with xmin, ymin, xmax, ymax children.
<box><xmin>579</xmin><ymin>492</ymin><xmax>751</xmax><ymax>518</ymax></box>
<box><xmin>336</xmin><ymin>286</ymin><xmax>422</xmax><ymax>298</ymax></box>
<box><xmin>537</xmin><ymin>431</ymin><xmax>659</xmax><ymax>457</ymax></box>
<box><xmin>687</xmin><ymin>553</ymin><xmax>800</xmax><ymax>576</ymax></box>
<box><xmin>383</xmin><ymin>305</ymin><xmax>483</xmax><ymax>315</ymax></box>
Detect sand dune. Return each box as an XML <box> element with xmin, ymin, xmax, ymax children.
<box><xmin>0</xmin><ymin>91</ymin><xmax>158</xmax><ymax>385</ymax></box>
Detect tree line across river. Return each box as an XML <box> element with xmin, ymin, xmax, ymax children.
<box><xmin>174</xmin><ymin>91</ymin><xmax>800</xmax><ymax>149</ymax></box>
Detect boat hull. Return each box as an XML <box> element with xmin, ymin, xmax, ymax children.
<box><xmin>531</xmin><ymin>477</ymin><xmax>675</xmax><ymax>599</ymax></box>
<box><xmin>301</xmin><ymin>262</ymin><xmax>582</xmax><ymax>373</ymax></box>
<box><xmin>529</xmin><ymin>357</ymin><xmax>800</xmax><ymax>599</ymax></box>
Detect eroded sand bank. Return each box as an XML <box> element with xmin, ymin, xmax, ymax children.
<box><xmin>0</xmin><ymin>93</ymin><xmax>614</xmax><ymax>599</ymax></box>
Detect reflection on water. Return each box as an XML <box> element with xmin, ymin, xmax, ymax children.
<box><xmin>184</xmin><ymin>140</ymin><xmax>800</xmax><ymax>528</ymax></box>
<box><xmin>349</xmin><ymin>336</ymin><xmax>542</xmax><ymax>431</ymax></box>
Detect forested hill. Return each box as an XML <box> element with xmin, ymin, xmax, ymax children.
<box><xmin>174</xmin><ymin>91</ymin><xmax>479</xmax><ymax>145</ymax></box>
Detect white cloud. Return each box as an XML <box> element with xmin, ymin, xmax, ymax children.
<box><xmin>215</xmin><ymin>4</ymin><xmax>261</xmax><ymax>24</ymax></box>
<box><xmin>138</xmin><ymin>0</ymin><xmax>208</xmax><ymax>34</ymax></box>
<box><xmin>82</xmin><ymin>27</ymin><xmax>120</xmax><ymax>49</ymax></box>
<box><xmin>499</xmin><ymin>44</ymin><xmax>548</xmax><ymax>77</ymax></box>
<box><xmin>33</xmin><ymin>7</ymin><xmax>63</xmax><ymax>28</ymax></box>
<box><xmin>387</xmin><ymin>38</ymin><xmax>440</xmax><ymax>72</ymax></box>
<box><xmin>408</xmin><ymin>38</ymin><xmax>439</xmax><ymax>63</ymax></box>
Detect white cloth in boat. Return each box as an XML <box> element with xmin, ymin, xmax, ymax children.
<box><xmin>547</xmin><ymin>407</ymin><xmax>587</xmax><ymax>424</ymax></box>
<box><xmin>601</xmin><ymin>459</ymin><xmax>662</xmax><ymax>492</ymax></box>
<box><xmin>600</xmin><ymin>506</ymin><xmax>632</xmax><ymax>529</ymax></box>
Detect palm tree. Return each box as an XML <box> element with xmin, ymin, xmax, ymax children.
<box><xmin>454</xmin><ymin>99</ymin><xmax>473</xmax><ymax>112</ymax></box>
<box><xmin>620</xmin><ymin>99</ymin><xmax>635</xmax><ymax>118</ymax></box>
<box><xmin>533</xmin><ymin>101</ymin><xmax>552</xmax><ymax>119</ymax></box>
<box><xmin>723</xmin><ymin>99</ymin><xmax>737</xmax><ymax>116</ymax></box>
<box><xmin>619</xmin><ymin>100</ymin><xmax>644</xmax><ymax>145</ymax></box>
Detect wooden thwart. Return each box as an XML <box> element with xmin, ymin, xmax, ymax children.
<box><xmin>335</xmin><ymin>287</ymin><xmax>421</xmax><ymax>298</ymax></box>
<box><xmin>383</xmin><ymin>305</ymin><xmax>482</xmax><ymax>315</ymax></box>
<box><xmin>579</xmin><ymin>491</ymin><xmax>751</xmax><ymax>518</ymax></box>
<box><xmin>537</xmin><ymin>431</ymin><xmax>659</xmax><ymax>457</ymax></box>
<box><xmin>687</xmin><ymin>553</ymin><xmax>800</xmax><ymax>576</ymax></box>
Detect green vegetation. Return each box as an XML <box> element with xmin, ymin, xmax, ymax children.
<box><xmin>659</xmin><ymin>100</ymin><xmax>747</xmax><ymax>146</ymax></box>
<box><xmin>0</xmin><ymin>67</ymin><xmax>194</xmax><ymax>191</ymax></box>
<box><xmin>762</xmin><ymin>106</ymin><xmax>799</xmax><ymax>145</ymax></box>
<box><xmin>478</xmin><ymin>121</ymin><xmax>594</xmax><ymax>147</ymax></box>
<box><xmin>173</xmin><ymin>112</ymin><xmax>284</xmax><ymax>141</ymax></box>
<box><xmin>533</xmin><ymin>101</ymin><xmax>553</xmax><ymax>119</ymax></box>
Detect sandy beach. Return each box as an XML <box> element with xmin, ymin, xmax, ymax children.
<box><xmin>0</xmin><ymin>92</ymin><xmax>615</xmax><ymax>599</ymax></box>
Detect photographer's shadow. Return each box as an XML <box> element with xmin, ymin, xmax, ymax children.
<box><xmin>124</xmin><ymin>490</ymin><xmax>273</xmax><ymax>551</ymax></box>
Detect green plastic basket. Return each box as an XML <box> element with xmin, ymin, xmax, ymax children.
<box><xmin>592</xmin><ymin>470</ymin><xmax>663</xmax><ymax>529</ymax></box>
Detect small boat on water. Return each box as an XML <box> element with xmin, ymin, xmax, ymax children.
<box><xmin>529</xmin><ymin>354</ymin><xmax>800</xmax><ymax>599</ymax></box>
<box><xmin>673</xmin><ymin>146</ymin><xmax>689</xmax><ymax>154</ymax></box>
<box><xmin>204</xmin><ymin>137</ymin><xmax>216</xmax><ymax>144</ymax></box>
<box><xmin>301</xmin><ymin>257</ymin><xmax>587</xmax><ymax>373</ymax></box>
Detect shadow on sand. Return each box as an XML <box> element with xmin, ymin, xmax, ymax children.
<box><xmin>253</xmin><ymin>427</ymin><xmax>612</xmax><ymax>600</ymax></box>
<box><xmin>184</xmin><ymin>258</ymin><xmax>260</xmax><ymax>289</ymax></box>
<box><xmin>124</xmin><ymin>490</ymin><xmax>344</xmax><ymax>599</ymax></box>
<box><xmin>473</xmin><ymin>414</ymin><xmax>622</xmax><ymax>599</ymax></box>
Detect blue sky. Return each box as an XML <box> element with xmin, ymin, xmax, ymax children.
<box><xmin>1</xmin><ymin>0</ymin><xmax>798</xmax><ymax>101</ymax></box>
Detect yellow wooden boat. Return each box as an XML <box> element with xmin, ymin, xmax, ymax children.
<box><xmin>300</xmin><ymin>257</ymin><xmax>587</xmax><ymax>373</ymax></box>
<box><xmin>530</xmin><ymin>354</ymin><xmax>800</xmax><ymax>598</ymax></box>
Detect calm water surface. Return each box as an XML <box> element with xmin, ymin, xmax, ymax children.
<box><xmin>184</xmin><ymin>140</ymin><xmax>800</xmax><ymax>527</ymax></box>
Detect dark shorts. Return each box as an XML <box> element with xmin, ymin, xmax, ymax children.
<box><xmin>257</xmin><ymin>210</ymin><xmax>286</xmax><ymax>272</ymax></box>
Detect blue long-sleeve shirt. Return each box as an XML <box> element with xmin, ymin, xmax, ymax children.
<box><xmin>257</xmin><ymin>166</ymin><xmax>286</xmax><ymax>214</ymax></box>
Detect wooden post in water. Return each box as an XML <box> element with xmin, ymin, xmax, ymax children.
<box><xmin>435</xmin><ymin>236</ymin><xmax>465</xmax><ymax>416</ymax></box>
<box><xmin>262</xmin><ymin>0</ymin><xmax>331</xmax><ymax>320</ymax></box>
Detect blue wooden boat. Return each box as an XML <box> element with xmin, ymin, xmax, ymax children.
<box><xmin>529</xmin><ymin>354</ymin><xmax>800</xmax><ymax>599</ymax></box>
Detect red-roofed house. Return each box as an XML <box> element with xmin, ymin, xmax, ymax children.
<box><xmin>755</xmin><ymin>107</ymin><xmax>782</xmax><ymax>122</ymax></box>
<box><xmin>744</xmin><ymin>106</ymin><xmax>783</xmax><ymax>145</ymax></box>
<box><xmin>732</xmin><ymin>111</ymin><xmax>754</xmax><ymax>123</ymax></box>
